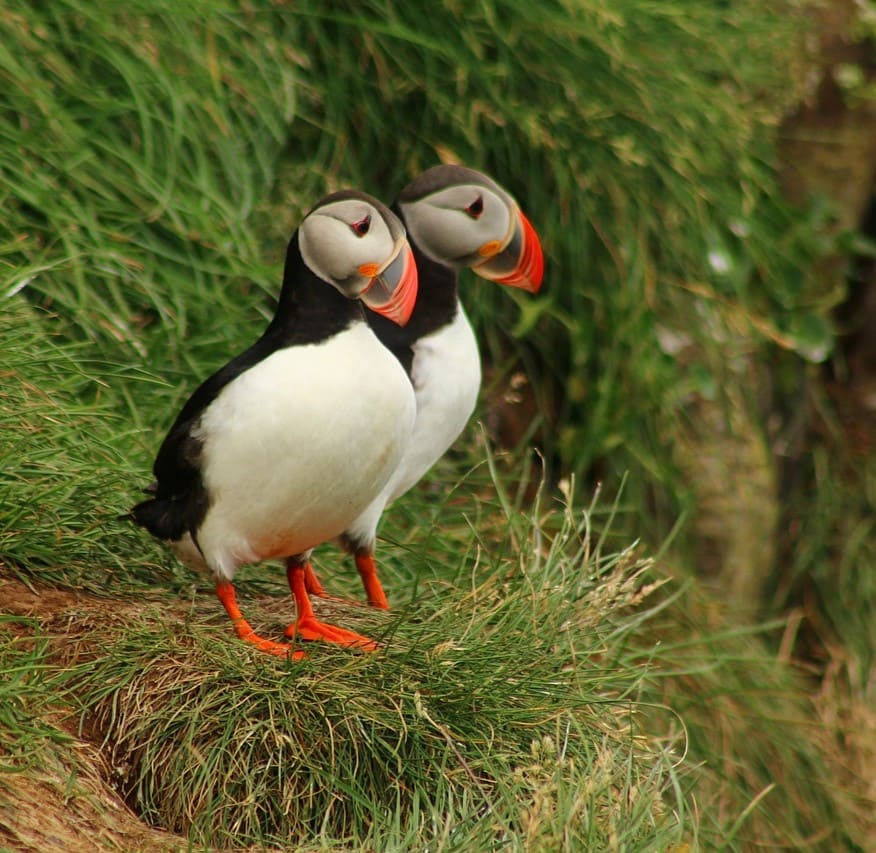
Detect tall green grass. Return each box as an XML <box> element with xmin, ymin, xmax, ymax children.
<box><xmin>0</xmin><ymin>300</ymin><xmax>181</xmax><ymax>590</ymax></box>
<box><xmin>1</xmin><ymin>0</ymin><xmax>835</xmax><ymax>509</ymax></box>
<box><xmin>1</xmin><ymin>1</ymin><xmax>294</xmax><ymax>375</ymax></box>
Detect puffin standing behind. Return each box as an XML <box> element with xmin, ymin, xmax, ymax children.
<box><xmin>300</xmin><ymin>165</ymin><xmax>544</xmax><ymax>609</ymax></box>
<box><xmin>129</xmin><ymin>191</ymin><xmax>418</xmax><ymax>658</ymax></box>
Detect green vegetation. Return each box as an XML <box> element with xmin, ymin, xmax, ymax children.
<box><xmin>1</xmin><ymin>0</ymin><xmax>874</xmax><ymax>849</ymax></box>
<box><xmin>54</xmin><ymin>504</ymin><xmax>689</xmax><ymax>849</ymax></box>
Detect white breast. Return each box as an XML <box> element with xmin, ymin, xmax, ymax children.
<box><xmin>343</xmin><ymin>304</ymin><xmax>481</xmax><ymax>547</ymax></box>
<box><xmin>190</xmin><ymin>322</ymin><xmax>416</xmax><ymax>580</ymax></box>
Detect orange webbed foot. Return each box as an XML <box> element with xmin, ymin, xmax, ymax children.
<box><xmin>238</xmin><ymin>625</ymin><xmax>305</xmax><ymax>658</ymax></box>
<box><xmin>284</xmin><ymin>616</ymin><xmax>379</xmax><ymax>651</ymax></box>
<box><xmin>215</xmin><ymin>580</ymin><xmax>304</xmax><ymax>659</ymax></box>
<box><xmin>286</xmin><ymin>560</ymin><xmax>379</xmax><ymax>651</ymax></box>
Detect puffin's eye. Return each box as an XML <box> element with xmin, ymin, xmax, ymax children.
<box><xmin>351</xmin><ymin>214</ymin><xmax>371</xmax><ymax>236</ymax></box>
<box><xmin>464</xmin><ymin>196</ymin><xmax>484</xmax><ymax>219</ymax></box>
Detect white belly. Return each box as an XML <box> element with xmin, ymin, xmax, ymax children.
<box><xmin>344</xmin><ymin>305</ymin><xmax>481</xmax><ymax>547</ymax></box>
<box><xmin>190</xmin><ymin>322</ymin><xmax>415</xmax><ymax>580</ymax></box>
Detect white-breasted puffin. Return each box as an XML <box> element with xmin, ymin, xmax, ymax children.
<box><xmin>129</xmin><ymin>191</ymin><xmax>418</xmax><ymax>658</ymax></box>
<box><xmin>299</xmin><ymin>165</ymin><xmax>544</xmax><ymax>609</ymax></box>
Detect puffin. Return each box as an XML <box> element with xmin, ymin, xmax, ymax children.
<box><xmin>129</xmin><ymin>191</ymin><xmax>419</xmax><ymax>658</ymax></box>
<box><xmin>299</xmin><ymin>165</ymin><xmax>544</xmax><ymax>609</ymax></box>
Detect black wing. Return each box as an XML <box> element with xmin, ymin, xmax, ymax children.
<box><xmin>129</xmin><ymin>238</ymin><xmax>361</xmax><ymax>542</ymax></box>
<box><xmin>129</xmin><ymin>339</ymin><xmax>271</xmax><ymax>542</ymax></box>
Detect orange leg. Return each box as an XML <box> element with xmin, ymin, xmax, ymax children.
<box><xmin>303</xmin><ymin>562</ymin><xmax>326</xmax><ymax>597</ymax></box>
<box><xmin>302</xmin><ymin>555</ymin><xmax>389</xmax><ymax>610</ymax></box>
<box><xmin>284</xmin><ymin>561</ymin><xmax>378</xmax><ymax>650</ymax></box>
<box><xmin>301</xmin><ymin>561</ymin><xmax>357</xmax><ymax>605</ymax></box>
<box><xmin>354</xmin><ymin>553</ymin><xmax>390</xmax><ymax>610</ymax></box>
<box><xmin>215</xmin><ymin>580</ymin><xmax>302</xmax><ymax>659</ymax></box>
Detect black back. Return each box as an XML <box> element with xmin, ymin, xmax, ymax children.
<box><xmin>129</xmin><ymin>232</ymin><xmax>363</xmax><ymax>544</ymax></box>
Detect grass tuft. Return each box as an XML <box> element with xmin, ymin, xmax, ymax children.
<box><xmin>48</xmin><ymin>490</ymin><xmax>686</xmax><ymax>848</ymax></box>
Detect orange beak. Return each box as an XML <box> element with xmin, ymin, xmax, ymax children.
<box><xmin>474</xmin><ymin>209</ymin><xmax>544</xmax><ymax>293</ymax></box>
<box><xmin>360</xmin><ymin>243</ymin><xmax>418</xmax><ymax>326</ymax></box>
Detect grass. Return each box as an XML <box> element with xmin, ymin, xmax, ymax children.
<box><xmin>1</xmin><ymin>1</ymin><xmax>875</xmax><ymax>849</ymax></box>
<box><xmin>0</xmin><ymin>0</ymin><xmax>292</xmax><ymax>388</ymax></box>
<box><xmin>0</xmin><ymin>617</ymin><xmax>182</xmax><ymax>850</ymax></box>
<box><xmin>8</xmin><ymin>482</ymin><xmax>694</xmax><ymax>850</ymax></box>
<box><xmin>0</xmin><ymin>300</ymin><xmax>182</xmax><ymax>592</ymax></box>
<box><xmin>776</xmin><ymin>430</ymin><xmax>876</xmax><ymax>691</ymax></box>
<box><xmin>2</xmin><ymin>459</ymin><xmax>872</xmax><ymax>848</ymax></box>
<box><xmin>633</xmin><ymin>602</ymin><xmax>873</xmax><ymax>849</ymax></box>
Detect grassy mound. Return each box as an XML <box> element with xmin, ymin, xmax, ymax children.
<box><xmin>4</xmin><ymin>496</ymin><xmax>692</xmax><ymax>849</ymax></box>
<box><xmin>2</xmin><ymin>477</ymin><xmax>872</xmax><ymax>848</ymax></box>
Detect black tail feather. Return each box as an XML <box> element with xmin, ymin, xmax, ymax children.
<box><xmin>128</xmin><ymin>496</ymin><xmax>190</xmax><ymax>543</ymax></box>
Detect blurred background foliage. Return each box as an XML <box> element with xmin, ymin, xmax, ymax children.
<box><xmin>2</xmin><ymin>0</ymin><xmax>875</xmax><ymax>846</ymax></box>
<box><xmin>3</xmin><ymin>0</ymin><xmax>871</xmax><ymax>641</ymax></box>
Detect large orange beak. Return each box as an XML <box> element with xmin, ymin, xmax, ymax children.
<box><xmin>474</xmin><ymin>209</ymin><xmax>544</xmax><ymax>293</ymax></box>
<box><xmin>360</xmin><ymin>243</ymin><xmax>418</xmax><ymax>326</ymax></box>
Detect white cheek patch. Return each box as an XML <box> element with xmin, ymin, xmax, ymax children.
<box><xmin>299</xmin><ymin>214</ymin><xmax>349</xmax><ymax>282</ymax></box>
<box><xmin>401</xmin><ymin>186</ymin><xmax>513</xmax><ymax>266</ymax></box>
<box><xmin>299</xmin><ymin>207</ymin><xmax>395</xmax><ymax>288</ymax></box>
<box><xmin>400</xmin><ymin>202</ymin><xmax>456</xmax><ymax>261</ymax></box>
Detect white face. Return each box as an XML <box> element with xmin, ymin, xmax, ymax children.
<box><xmin>399</xmin><ymin>183</ymin><xmax>516</xmax><ymax>268</ymax></box>
<box><xmin>299</xmin><ymin>197</ymin><xmax>398</xmax><ymax>296</ymax></box>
